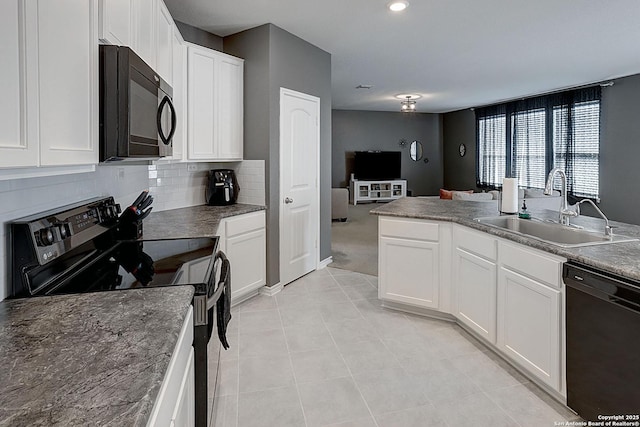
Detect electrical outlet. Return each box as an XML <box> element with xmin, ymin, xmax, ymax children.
<box><xmin>117</xmin><ymin>168</ymin><xmax>125</xmax><ymax>180</ymax></box>
<box><xmin>187</xmin><ymin>164</ymin><xmax>197</xmax><ymax>172</ymax></box>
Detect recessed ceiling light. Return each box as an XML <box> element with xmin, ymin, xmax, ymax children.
<box><xmin>388</xmin><ymin>1</ymin><xmax>409</xmax><ymax>12</ymax></box>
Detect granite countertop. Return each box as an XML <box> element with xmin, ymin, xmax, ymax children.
<box><xmin>0</xmin><ymin>286</ymin><xmax>194</xmax><ymax>427</ymax></box>
<box><xmin>143</xmin><ymin>203</ymin><xmax>265</xmax><ymax>239</ymax></box>
<box><xmin>370</xmin><ymin>197</ymin><xmax>640</xmax><ymax>281</ymax></box>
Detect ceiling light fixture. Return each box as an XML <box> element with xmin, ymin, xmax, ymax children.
<box><xmin>401</xmin><ymin>97</ymin><xmax>416</xmax><ymax>112</ymax></box>
<box><xmin>396</xmin><ymin>94</ymin><xmax>421</xmax><ymax>112</ymax></box>
<box><xmin>388</xmin><ymin>1</ymin><xmax>409</xmax><ymax>12</ymax></box>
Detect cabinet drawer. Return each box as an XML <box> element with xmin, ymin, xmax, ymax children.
<box><xmin>379</xmin><ymin>217</ymin><xmax>439</xmax><ymax>241</ymax></box>
<box><xmin>225</xmin><ymin>211</ymin><xmax>265</xmax><ymax>237</ymax></box>
<box><xmin>499</xmin><ymin>241</ymin><xmax>564</xmax><ymax>289</ymax></box>
<box><xmin>454</xmin><ymin>225</ymin><xmax>497</xmax><ymax>261</ymax></box>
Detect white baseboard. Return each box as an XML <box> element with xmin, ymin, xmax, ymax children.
<box><xmin>318</xmin><ymin>256</ymin><xmax>333</xmax><ymax>269</ymax></box>
<box><xmin>230</xmin><ymin>289</ymin><xmax>260</xmax><ymax>307</ymax></box>
<box><xmin>381</xmin><ymin>300</ymin><xmax>457</xmax><ymax>322</ymax></box>
<box><xmin>259</xmin><ymin>282</ymin><xmax>283</xmax><ymax>297</ymax></box>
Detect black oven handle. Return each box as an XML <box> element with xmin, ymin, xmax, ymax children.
<box><xmin>207</xmin><ymin>251</ymin><xmax>229</xmax><ymax>310</ymax></box>
<box><xmin>157</xmin><ymin>95</ymin><xmax>176</xmax><ymax>145</ymax></box>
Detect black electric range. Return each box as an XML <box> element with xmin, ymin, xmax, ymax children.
<box><xmin>9</xmin><ymin>196</ymin><xmax>229</xmax><ymax>427</ymax></box>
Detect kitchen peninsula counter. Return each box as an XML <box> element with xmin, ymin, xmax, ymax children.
<box><xmin>370</xmin><ymin>197</ymin><xmax>640</xmax><ymax>281</ymax></box>
<box><xmin>0</xmin><ymin>286</ymin><xmax>194</xmax><ymax>427</ymax></box>
<box><xmin>143</xmin><ymin>203</ymin><xmax>265</xmax><ymax>239</ymax></box>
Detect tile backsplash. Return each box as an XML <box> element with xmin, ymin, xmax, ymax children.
<box><xmin>148</xmin><ymin>160</ymin><xmax>265</xmax><ymax>210</ymax></box>
<box><xmin>0</xmin><ymin>160</ymin><xmax>265</xmax><ymax>301</ymax></box>
<box><xmin>233</xmin><ymin>160</ymin><xmax>266</xmax><ymax>206</ymax></box>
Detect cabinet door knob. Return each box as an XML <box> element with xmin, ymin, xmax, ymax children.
<box><xmin>284</xmin><ymin>197</ymin><xmax>294</xmax><ymax>204</ymax></box>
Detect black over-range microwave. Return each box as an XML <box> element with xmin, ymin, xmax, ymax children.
<box><xmin>99</xmin><ymin>45</ymin><xmax>175</xmax><ymax>161</ymax></box>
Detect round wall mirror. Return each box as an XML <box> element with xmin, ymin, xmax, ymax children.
<box><xmin>410</xmin><ymin>140</ymin><xmax>423</xmax><ymax>161</ymax></box>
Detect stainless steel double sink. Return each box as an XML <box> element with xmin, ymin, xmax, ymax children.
<box><xmin>474</xmin><ymin>216</ymin><xmax>638</xmax><ymax>248</ymax></box>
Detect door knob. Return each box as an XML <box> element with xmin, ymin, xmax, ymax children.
<box><xmin>284</xmin><ymin>197</ymin><xmax>294</xmax><ymax>204</ymax></box>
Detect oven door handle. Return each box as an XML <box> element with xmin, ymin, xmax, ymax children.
<box><xmin>206</xmin><ymin>273</ymin><xmax>225</xmax><ymax>310</ymax></box>
<box><xmin>206</xmin><ymin>252</ymin><xmax>229</xmax><ymax>310</ymax></box>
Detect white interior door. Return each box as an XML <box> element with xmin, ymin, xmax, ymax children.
<box><xmin>279</xmin><ymin>88</ymin><xmax>320</xmax><ymax>286</ymax></box>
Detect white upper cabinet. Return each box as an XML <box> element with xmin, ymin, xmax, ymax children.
<box><xmin>155</xmin><ymin>0</ymin><xmax>173</xmax><ymax>85</ymax></box>
<box><xmin>131</xmin><ymin>0</ymin><xmax>156</xmax><ymax>68</ymax></box>
<box><xmin>100</xmin><ymin>0</ymin><xmax>170</xmax><ymax>82</ymax></box>
<box><xmin>187</xmin><ymin>45</ymin><xmax>216</xmax><ymax>160</ymax></box>
<box><xmin>216</xmin><ymin>55</ymin><xmax>243</xmax><ymax>160</ymax></box>
<box><xmin>98</xmin><ymin>0</ymin><xmax>132</xmax><ymax>46</ymax></box>
<box><xmin>0</xmin><ymin>1</ymin><xmax>37</xmax><ymax>168</ymax></box>
<box><xmin>25</xmin><ymin>0</ymin><xmax>99</xmax><ymax>167</ymax></box>
<box><xmin>170</xmin><ymin>28</ymin><xmax>186</xmax><ymax>161</ymax></box>
<box><xmin>187</xmin><ymin>43</ymin><xmax>244</xmax><ymax>162</ymax></box>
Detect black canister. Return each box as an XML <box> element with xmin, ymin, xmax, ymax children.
<box><xmin>206</xmin><ymin>169</ymin><xmax>239</xmax><ymax>205</ymax></box>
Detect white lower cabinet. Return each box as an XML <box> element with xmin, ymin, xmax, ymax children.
<box><xmin>170</xmin><ymin>347</ymin><xmax>195</xmax><ymax>427</ymax></box>
<box><xmin>217</xmin><ymin>211</ymin><xmax>266</xmax><ymax>302</ymax></box>
<box><xmin>453</xmin><ymin>248</ymin><xmax>497</xmax><ymax>344</ymax></box>
<box><xmin>453</xmin><ymin>225</ymin><xmax>498</xmax><ymax>344</ymax></box>
<box><xmin>379</xmin><ymin>237</ymin><xmax>439</xmax><ymax>309</ymax></box>
<box><xmin>497</xmin><ymin>241</ymin><xmax>563</xmax><ymax>392</ymax></box>
<box><xmin>377</xmin><ymin>218</ymin><xmax>566</xmax><ymax>396</ymax></box>
<box><xmin>148</xmin><ymin>306</ymin><xmax>194</xmax><ymax>427</ymax></box>
<box><xmin>378</xmin><ymin>217</ymin><xmax>440</xmax><ymax>310</ymax></box>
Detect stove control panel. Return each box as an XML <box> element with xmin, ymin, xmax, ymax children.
<box><xmin>12</xmin><ymin>197</ymin><xmax>121</xmax><ymax>265</ymax></box>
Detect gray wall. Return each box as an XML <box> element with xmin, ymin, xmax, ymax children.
<box><xmin>332</xmin><ymin>110</ymin><xmax>443</xmax><ymax>196</ymax></box>
<box><xmin>599</xmin><ymin>73</ymin><xmax>640</xmax><ymax>224</ymax></box>
<box><xmin>223</xmin><ymin>26</ymin><xmax>270</xmax><ymax>161</ymax></box>
<box><xmin>224</xmin><ymin>24</ymin><xmax>332</xmax><ymax>287</ymax></box>
<box><xmin>175</xmin><ymin>21</ymin><xmax>223</xmax><ymax>51</ymax></box>
<box><xmin>269</xmin><ymin>25</ymin><xmax>333</xmax><ymax>280</ymax></box>
<box><xmin>442</xmin><ymin>109</ymin><xmax>477</xmax><ymax>191</ymax></box>
<box><xmin>442</xmin><ymin>72</ymin><xmax>640</xmax><ymax>224</ymax></box>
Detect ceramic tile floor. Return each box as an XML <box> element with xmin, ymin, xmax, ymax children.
<box><xmin>210</xmin><ymin>267</ymin><xmax>580</xmax><ymax>427</ymax></box>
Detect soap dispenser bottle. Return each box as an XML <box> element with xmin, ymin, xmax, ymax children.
<box><xmin>518</xmin><ymin>199</ymin><xmax>531</xmax><ymax>219</ymax></box>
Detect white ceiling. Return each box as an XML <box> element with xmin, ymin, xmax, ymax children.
<box><xmin>165</xmin><ymin>0</ymin><xmax>640</xmax><ymax>113</ymax></box>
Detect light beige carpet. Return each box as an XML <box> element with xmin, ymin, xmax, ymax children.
<box><xmin>330</xmin><ymin>203</ymin><xmax>379</xmax><ymax>276</ymax></box>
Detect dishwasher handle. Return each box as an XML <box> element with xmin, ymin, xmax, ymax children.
<box><xmin>564</xmin><ymin>263</ymin><xmax>640</xmax><ymax>315</ymax></box>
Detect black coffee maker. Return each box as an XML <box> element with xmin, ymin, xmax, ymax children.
<box><xmin>206</xmin><ymin>169</ymin><xmax>239</xmax><ymax>206</ymax></box>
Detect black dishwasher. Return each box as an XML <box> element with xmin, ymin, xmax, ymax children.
<box><xmin>564</xmin><ymin>262</ymin><xmax>640</xmax><ymax>421</ymax></box>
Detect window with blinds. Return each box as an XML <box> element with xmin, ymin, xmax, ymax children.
<box><xmin>475</xmin><ymin>87</ymin><xmax>601</xmax><ymax>200</ymax></box>
<box><xmin>553</xmin><ymin>100</ymin><xmax>600</xmax><ymax>199</ymax></box>
<box><xmin>478</xmin><ymin>114</ymin><xmax>506</xmax><ymax>187</ymax></box>
<box><xmin>512</xmin><ymin>108</ymin><xmax>546</xmax><ymax>189</ymax></box>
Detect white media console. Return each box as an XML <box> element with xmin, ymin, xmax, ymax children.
<box><xmin>349</xmin><ymin>179</ymin><xmax>407</xmax><ymax>205</ymax></box>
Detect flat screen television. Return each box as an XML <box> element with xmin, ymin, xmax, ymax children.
<box><xmin>353</xmin><ymin>151</ymin><xmax>402</xmax><ymax>180</ymax></box>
